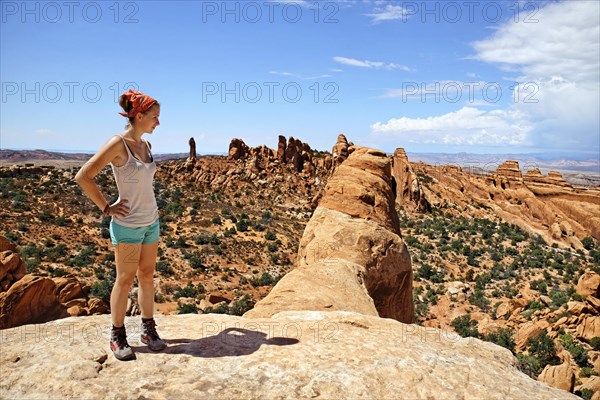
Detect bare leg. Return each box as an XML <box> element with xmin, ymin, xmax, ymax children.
<box><xmin>111</xmin><ymin>243</ymin><xmax>141</xmax><ymax>327</ymax></box>
<box><xmin>137</xmin><ymin>242</ymin><xmax>159</xmax><ymax>319</ymax></box>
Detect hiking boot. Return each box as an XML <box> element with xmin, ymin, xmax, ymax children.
<box><xmin>110</xmin><ymin>326</ymin><xmax>135</xmax><ymax>361</ymax></box>
<box><xmin>141</xmin><ymin>318</ymin><xmax>166</xmax><ymax>351</ymax></box>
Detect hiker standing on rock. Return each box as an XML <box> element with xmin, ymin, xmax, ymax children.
<box><xmin>75</xmin><ymin>89</ymin><xmax>166</xmax><ymax>360</ymax></box>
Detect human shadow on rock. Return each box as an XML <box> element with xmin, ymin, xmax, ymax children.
<box><xmin>131</xmin><ymin>327</ymin><xmax>299</xmax><ymax>358</ymax></box>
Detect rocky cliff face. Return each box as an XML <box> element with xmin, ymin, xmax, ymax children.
<box><xmin>407</xmin><ymin>158</ymin><xmax>600</xmax><ymax>248</ymax></box>
<box><xmin>162</xmin><ymin>137</ymin><xmax>333</xmax><ymax>203</ymax></box>
<box><xmin>246</xmin><ymin>147</ymin><xmax>414</xmax><ymax>323</ymax></box>
<box><xmin>0</xmin><ymin>145</ymin><xmax>575</xmax><ymax>400</ymax></box>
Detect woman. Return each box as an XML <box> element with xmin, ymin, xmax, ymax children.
<box><xmin>75</xmin><ymin>89</ymin><xmax>165</xmax><ymax>361</ymax></box>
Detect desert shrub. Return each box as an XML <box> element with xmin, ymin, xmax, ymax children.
<box><xmin>549</xmin><ymin>290</ymin><xmax>569</xmax><ymax>308</ymax></box>
<box><xmin>484</xmin><ymin>328</ymin><xmax>516</xmax><ymax>354</ymax></box>
<box><xmin>559</xmin><ymin>334</ymin><xmax>590</xmax><ymax>367</ymax></box>
<box><xmin>527</xmin><ymin>331</ymin><xmax>560</xmax><ymax>373</ymax></box>
<box><xmin>48</xmin><ymin>267</ymin><xmax>69</xmax><ymax>277</ymax></box>
<box><xmin>44</xmin><ymin>243</ymin><xmax>67</xmax><ymax>262</ymax></box>
<box><xmin>156</xmin><ymin>260</ymin><xmax>173</xmax><ymax>276</ymax></box>
<box><xmin>575</xmin><ymin>389</ymin><xmax>594</xmax><ymax>400</ymax></box>
<box><xmin>177</xmin><ymin>303</ymin><xmax>198</xmax><ymax>314</ymax></box>
<box><xmin>451</xmin><ymin>315</ymin><xmax>480</xmax><ymax>338</ymax></box>
<box><xmin>469</xmin><ymin>289</ymin><xmax>490</xmax><ymax>312</ymax></box>
<box><xmin>265</xmin><ymin>231</ymin><xmax>277</xmax><ymax>241</ymax></box>
<box><xmin>90</xmin><ymin>276</ymin><xmax>114</xmax><ymax>302</ymax></box>
<box><xmin>580</xmin><ymin>367</ymin><xmax>598</xmax><ymax>378</ymax></box>
<box><xmin>236</xmin><ymin>219</ymin><xmax>249</xmax><ymax>232</ymax></box>
<box><xmin>516</xmin><ymin>353</ymin><xmax>542</xmax><ymax>379</ymax></box>
<box><xmin>72</xmin><ymin>245</ymin><xmax>96</xmax><ymax>267</ymax></box>
<box><xmin>267</xmin><ymin>243</ymin><xmax>278</xmax><ymax>252</ymax></box>
<box><xmin>251</xmin><ymin>272</ymin><xmax>278</xmax><ymax>287</ymax></box>
<box><xmin>228</xmin><ymin>294</ymin><xmax>254</xmax><ymax>316</ymax></box>
<box><xmin>173</xmin><ymin>282</ymin><xmax>205</xmax><ymax>299</ymax></box>
<box><xmin>194</xmin><ymin>234</ymin><xmax>211</xmax><ymax>245</ymax></box>
<box><xmin>582</xmin><ymin>237</ymin><xmax>595</xmax><ymax>251</ymax></box>
<box><xmin>590</xmin><ymin>337</ymin><xmax>600</xmax><ymax>351</ymax></box>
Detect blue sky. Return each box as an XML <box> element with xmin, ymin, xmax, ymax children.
<box><xmin>1</xmin><ymin>0</ymin><xmax>599</xmax><ymax>158</ymax></box>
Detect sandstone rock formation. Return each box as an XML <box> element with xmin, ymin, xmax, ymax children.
<box><xmin>0</xmin><ymin>312</ymin><xmax>578</xmax><ymax>399</ymax></box>
<box><xmin>0</xmin><ymin>238</ymin><xmax>26</xmax><ymax>291</ymax></box>
<box><xmin>276</xmin><ymin>135</ymin><xmax>286</xmax><ymax>162</ymax></box>
<box><xmin>538</xmin><ymin>362</ymin><xmax>576</xmax><ymax>392</ymax></box>
<box><xmin>0</xmin><ymin>274</ymin><xmax>107</xmax><ymax>329</ymax></box>
<box><xmin>227</xmin><ymin>138</ymin><xmax>249</xmax><ymax>160</ymax></box>
<box><xmin>412</xmin><ymin>159</ymin><xmax>600</xmax><ymax>246</ymax></box>
<box><xmin>188</xmin><ymin>137</ymin><xmax>196</xmax><ymax>161</ymax></box>
<box><xmin>577</xmin><ymin>271</ymin><xmax>600</xmax><ymax>298</ymax></box>
<box><xmin>0</xmin><ymin>236</ymin><xmax>108</xmax><ymax>329</ymax></box>
<box><xmin>163</xmin><ymin>137</ymin><xmax>334</xmax><ymax>206</ymax></box>
<box><xmin>390</xmin><ymin>147</ymin><xmax>430</xmax><ymax>212</ymax></box>
<box><xmin>245</xmin><ymin>147</ymin><xmax>414</xmax><ymax>323</ymax></box>
<box><xmin>331</xmin><ymin>134</ymin><xmax>349</xmax><ymax>165</ymax></box>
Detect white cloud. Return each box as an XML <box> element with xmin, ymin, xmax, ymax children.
<box><xmin>472</xmin><ymin>1</ymin><xmax>599</xmax><ymax>84</ymax></box>
<box><xmin>268</xmin><ymin>71</ymin><xmax>333</xmax><ymax>80</ymax></box>
<box><xmin>366</xmin><ymin>4</ymin><xmax>410</xmax><ymax>23</ymax></box>
<box><xmin>371</xmin><ymin>1</ymin><xmax>599</xmax><ymax>153</ymax></box>
<box><xmin>380</xmin><ymin>80</ymin><xmax>489</xmax><ymax>101</ymax></box>
<box><xmin>334</xmin><ymin>56</ymin><xmax>410</xmax><ymax>71</ymax></box>
<box><xmin>303</xmin><ymin>74</ymin><xmax>333</xmax><ymax>80</ymax></box>
<box><xmin>269</xmin><ymin>71</ymin><xmax>295</xmax><ymax>76</ymax></box>
<box><xmin>472</xmin><ymin>0</ymin><xmax>599</xmax><ymax>153</ymax></box>
<box><xmin>371</xmin><ymin>107</ymin><xmax>531</xmax><ymax>146</ymax></box>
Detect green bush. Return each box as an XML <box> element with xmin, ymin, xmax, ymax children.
<box><xmin>236</xmin><ymin>219</ymin><xmax>249</xmax><ymax>232</ymax></box>
<box><xmin>484</xmin><ymin>328</ymin><xmax>516</xmax><ymax>354</ymax></box>
<box><xmin>177</xmin><ymin>303</ymin><xmax>198</xmax><ymax>314</ymax></box>
<box><xmin>267</xmin><ymin>243</ymin><xmax>278</xmax><ymax>252</ymax></box>
<box><xmin>156</xmin><ymin>260</ymin><xmax>173</xmax><ymax>276</ymax></box>
<box><xmin>451</xmin><ymin>315</ymin><xmax>480</xmax><ymax>338</ymax></box>
<box><xmin>579</xmin><ymin>367</ymin><xmax>597</xmax><ymax>378</ymax></box>
<box><xmin>72</xmin><ymin>246</ymin><xmax>96</xmax><ymax>267</ymax></box>
<box><xmin>251</xmin><ymin>272</ymin><xmax>278</xmax><ymax>287</ymax></box>
<box><xmin>173</xmin><ymin>282</ymin><xmax>205</xmax><ymax>299</ymax></box>
<box><xmin>559</xmin><ymin>333</ymin><xmax>590</xmax><ymax>367</ymax></box>
<box><xmin>469</xmin><ymin>289</ymin><xmax>490</xmax><ymax>312</ymax></box>
<box><xmin>576</xmin><ymin>389</ymin><xmax>594</xmax><ymax>400</ymax></box>
<box><xmin>549</xmin><ymin>290</ymin><xmax>569</xmax><ymax>308</ymax></box>
<box><xmin>194</xmin><ymin>234</ymin><xmax>210</xmax><ymax>245</ymax></box>
<box><xmin>265</xmin><ymin>231</ymin><xmax>277</xmax><ymax>241</ymax></box>
<box><xmin>516</xmin><ymin>353</ymin><xmax>542</xmax><ymax>379</ymax></box>
<box><xmin>582</xmin><ymin>237</ymin><xmax>595</xmax><ymax>251</ymax></box>
<box><xmin>527</xmin><ymin>331</ymin><xmax>560</xmax><ymax>373</ymax></box>
<box><xmin>590</xmin><ymin>337</ymin><xmax>600</xmax><ymax>351</ymax></box>
<box><xmin>90</xmin><ymin>277</ymin><xmax>114</xmax><ymax>302</ymax></box>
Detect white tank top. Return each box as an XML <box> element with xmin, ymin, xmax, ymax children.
<box><xmin>109</xmin><ymin>135</ymin><xmax>159</xmax><ymax>227</ymax></box>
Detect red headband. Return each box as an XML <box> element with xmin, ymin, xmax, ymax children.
<box><xmin>118</xmin><ymin>89</ymin><xmax>157</xmax><ymax>118</ymax></box>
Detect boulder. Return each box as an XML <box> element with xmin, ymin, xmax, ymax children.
<box><xmin>576</xmin><ymin>316</ymin><xmax>600</xmax><ymax>342</ymax></box>
<box><xmin>577</xmin><ymin>271</ymin><xmax>600</xmax><ymax>298</ymax></box>
<box><xmin>538</xmin><ymin>362</ymin><xmax>575</xmax><ymax>392</ymax></box>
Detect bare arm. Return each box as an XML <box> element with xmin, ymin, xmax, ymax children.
<box><xmin>74</xmin><ymin>136</ymin><xmax>129</xmax><ymax>217</ymax></box>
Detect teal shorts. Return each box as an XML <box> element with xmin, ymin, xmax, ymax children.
<box><xmin>110</xmin><ymin>219</ymin><xmax>160</xmax><ymax>245</ymax></box>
